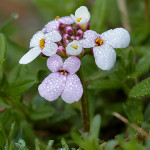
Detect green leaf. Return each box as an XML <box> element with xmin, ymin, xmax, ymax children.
<box><xmin>61</xmin><ymin>138</ymin><xmax>69</xmax><ymax>150</ymax></box>
<box><xmin>0</xmin><ymin>33</ymin><xmax>7</xmax><ymax>82</ymax></box>
<box><xmin>35</xmin><ymin>138</ymin><xmax>40</xmax><ymax>150</ymax></box>
<box><xmin>46</xmin><ymin>140</ymin><xmax>54</xmax><ymax>150</ymax></box>
<box><xmin>123</xmin><ymin>100</ymin><xmax>143</xmax><ymax>125</ymax></box>
<box><xmin>134</xmin><ymin>52</ymin><xmax>150</xmax><ymax>77</ymax></box>
<box><xmin>86</xmin><ymin>57</ymin><xmax>121</xmax><ymax>84</ymax></box>
<box><xmin>90</xmin><ymin>115</ymin><xmax>101</xmax><ymax>140</ymax></box>
<box><xmin>30</xmin><ymin>106</ymin><xmax>55</xmax><ymax>121</ymax></box>
<box><xmin>0</xmin><ymin>123</ymin><xmax>7</xmax><ymax>149</ymax></box>
<box><xmin>8</xmin><ymin>122</ymin><xmax>15</xmax><ymax>142</ymax></box>
<box><xmin>88</xmin><ymin>79</ymin><xmax>121</xmax><ymax>90</ymax></box>
<box><xmin>104</xmin><ymin>140</ymin><xmax>117</xmax><ymax>150</ymax></box>
<box><xmin>129</xmin><ymin>77</ymin><xmax>150</xmax><ymax>98</ymax></box>
<box><xmin>8</xmin><ymin>76</ymin><xmax>37</xmax><ymax>96</ymax></box>
<box><xmin>90</xmin><ymin>0</ymin><xmax>107</xmax><ymax>32</ymax></box>
<box><xmin>15</xmin><ymin>139</ymin><xmax>29</xmax><ymax>150</ymax></box>
<box><xmin>9</xmin><ymin>142</ymin><xmax>15</xmax><ymax>150</ymax></box>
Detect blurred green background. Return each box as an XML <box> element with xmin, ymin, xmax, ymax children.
<box><xmin>1</xmin><ymin>0</ymin><xmax>150</xmax><ymax>149</ymax></box>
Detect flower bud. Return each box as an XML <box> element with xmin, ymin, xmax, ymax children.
<box><xmin>75</xmin><ymin>36</ymin><xmax>81</xmax><ymax>41</ymax></box>
<box><xmin>65</xmin><ymin>26</ymin><xmax>74</xmax><ymax>36</ymax></box>
<box><xmin>63</xmin><ymin>34</ymin><xmax>70</xmax><ymax>40</ymax></box>
<box><xmin>77</xmin><ymin>29</ymin><xmax>84</xmax><ymax>37</ymax></box>
<box><xmin>71</xmin><ymin>35</ymin><xmax>76</xmax><ymax>40</ymax></box>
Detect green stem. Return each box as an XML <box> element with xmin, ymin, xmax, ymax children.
<box><xmin>145</xmin><ymin>0</ymin><xmax>150</xmax><ymax>20</ymax></box>
<box><xmin>78</xmin><ymin>66</ymin><xmax>90</xmax><ymax>132</ymax></box>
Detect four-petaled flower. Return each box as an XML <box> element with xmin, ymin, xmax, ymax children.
<box><xmin>80</xmin><ymin>28</ymin><xmax>130</xmax><ymax>70</ymax></box>
<box><xmin>38</xmin><ymin>54</ymin><xmax>83</xmax><ymax>103</ymax></box>
<box><xmin>19</xmin><ymin>31</ymin><xmax>62</xmax><ymax>64</ymax></box>
<box><xmin>71</xmin><ymin>6</ymin><xmax>90</xmax><ymax>25</ymax></box>
<box><xmin>66</xmin><ymin>40</ymin><xmax>83</xmax><ymax>56</ymax></box>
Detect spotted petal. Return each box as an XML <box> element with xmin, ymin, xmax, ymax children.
<box><xmin>42</xmin><ymin>42</ymin><xmax>58</xmax><ymax>56</ymax></box>
<box><xmin>30</xmin><ymin>31</ymin><xmax>44</xmax><ymax>48</ymax></box>
<box><xmin>61</xmin><ymin>74</ymin><xmax>83</xmax><ymax>103</ymax></box>
<box><xmin>19</xmin><ymin>47</ymin><xmax>41</xmax><ymax>64</ymax></box>
<box><xmin>45</xmin><ymin>20</ymin><xmax>60</xmax><ymax>32</ymax></box>
<box><xmin>63</xmin><ymin>56</ymin><xmax>81</xmax><ymax>74</ymax></box>
<box><xmin>47</xmin><ymin>54</ymin><xmax>63</xmax><ymax>73</ymax></box>
<box><xmin>38</xmin><ymin>73</ymin><xmax>66</xmax><ymax>101</ymax></box>
<box><xmin>101</xmin><ymin>28</ymin><xmax>130</xmax><ymax>48</ymax></box>
<box><xmin>58</xmin><ymin>16</ymin><xmax>74</xmax><ymax>25</ymax></box>
<box><xmin>93</xmin><ymin>44</ymin><xmax>116</xmax><ymax>70</ymax></box>
<box><xmin>45</xmin><ymin>31</ymin><xmax>62</xmax><ymax>43</ymax></box>
<box><xmin>79</xmin><ymin>39</ymin><xmax>95</xmax><ymax>48</ymax></box>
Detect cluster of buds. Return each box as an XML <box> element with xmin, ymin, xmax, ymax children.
<box><xmin>19</xmin><ymin>6</ymin><xmax>130</xmax><ymax>103</ymax></box>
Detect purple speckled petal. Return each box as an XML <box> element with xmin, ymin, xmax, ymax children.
<box><xmin>47</xmin><ymin>54</ymin><xmax>63</xmax><ymax>72</ymax></box>
<box><xmin>38</xmin><ymin>73</ymin><xmax>66</xmax><ymax>101</ymax></box>
<box><xmin>79</xmin><ymin>39</ymin><xmax>95</xmax><ymax>48</ymax></box>
<box><xmin>45</xmin><ymin>20</ymin><xmax>60</xmax><ymax>32</ymax></box>
<box><xmin>63</xmin><ymin>56</ymin><xmax>81</xmax><ymax>74</ymax></box>
<box><xmin>58</xmin><ymin>16</ymin><xmax>74</xmax><ymax>25</ymax></box>
<box><xmin>61</xmin><ymin>74</ymin><xmax>83</xmax><ymax>103</ymax></box>
<box><xmin>83</xmin><ymin>30</ymin><xmax>98</xmax><ymax>40</ymax></box>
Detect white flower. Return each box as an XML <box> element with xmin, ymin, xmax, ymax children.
<box><xmin>66</xmin><ymin>40</ymin><xmax>82</xmax><ymax>56</ymax></box>
<box><xmin>71</xmin><ymin>6</ymin><xmax>90</xmax><ymax>25</ymax></box>
<box><xmin>19</xmin><ymin>31</ymin><xmax>62</xmax><ymax>64</ymax></box>
<box><xmin>80</xmin><ymin>28</ymin><xmax>130</xmax><ymax>70</ymax></box>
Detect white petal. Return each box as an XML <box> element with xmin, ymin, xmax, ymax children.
<box><xmin>79</xmin><ymin>39</ymin><xmax>95</xmax><ymax>48</ymax></box>
<box><xmin>42</xmin><ymin>42</ymin><xmax>58</xmax><ymax>56</ymax></box>
<box><xmin>75</xmin><ymin>6</ymin><xmax>90</xmax><ymax>23</ymax></box>
<box><xmin>93</xmin><ymin>44</ymin><xmax>116</xmax><ymax>70</ymax></box>
<box><xmin>30</xmin><ymin>31</ymin><xmax>45</xmax><ymax>48</ymax></box>
<box><xmin>66</xmin><ymin>40</ymin><xmax>82</xmax><ymax>56</ymax></box>
<box><xmin>101</xmin><ymin>28</ymin><xmax>130</xmax><ymax>48</ymax></box>
<box><xmin>45</xmin><ymin>31</ymin><xmax>62</xmax><ymax>43</ymax></box>
<box><xmin>19</xmin><ymin>47</ymin><xmax>41</xmax><ymax>64</ymax></box>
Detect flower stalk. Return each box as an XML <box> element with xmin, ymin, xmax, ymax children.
<box><xmin>78</xmin><ymin>66</ymin><xmax>90</xmax><ymax>132</ymax></box>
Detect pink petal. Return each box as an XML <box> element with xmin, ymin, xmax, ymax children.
<box><xmin>38</xmin><ymin>73</ymin><xmax>66</xmax><ymax>101</ymax></box>
<box><xmin>83</xmin><ymin>30</ymin><xmax>98</xmax><ymax>40</ymax></box>
<box><xmin>61</xmin><ymin>74</ymin><xmax>83</xmax><ymax>103</ymax></box>
<box><xmin>47</xmin><ymin>54</ymin><xmax>63</xmax><ymax>72</ymax></box>
<box><xmin>63</xmin><ymin>56</ymin><xmax>81</xmax><ymax>74</ymax></box>
<box><xmin>79</xmin><ymin>39</ymin><xmax>95</xmax><ymax>48</ymax></box>
<box><xmin>45</xmin><ymin>20</ymin><xmax>60</xmax><ymax>32</ymax></box>
<box><xmin>58</xmin><ymin>16</ymin><xmax>74</xmax><ymax>25</ymax></box>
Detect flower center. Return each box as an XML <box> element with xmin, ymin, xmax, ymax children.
<box><xmin>58</xmin><ymin>67</ymin><xmax>68</xmax><ymax>75</ymax></box>
<box><xmin>39</xmin><ymin>39</ymin><xmax>45</xmax><ymax>50</ymax></box>
<box><xmin>72</xmin><ymin>46</ymin><xmax>78</xmax><ymax>50</ymax></box>
<box><xmin>95</xmin><ymin>37</ymin><xmax>103</xmax><ymax>46</ymax></box>
<box><xmin>55</xmin><ymin>16</ymin><xmax>60</xmax><ymax>20</ymax></box>
<box><xmin>77</xmin><ymin>18</ymin><xmax>82</xmax><ymax>22</ymax></box>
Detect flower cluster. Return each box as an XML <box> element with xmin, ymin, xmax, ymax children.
<box><xmin>19</xmin><ymin>6</ymin><xmax>130</xmax><ymax>103</ymax></box>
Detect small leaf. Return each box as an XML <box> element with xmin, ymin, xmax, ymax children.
<box><xmin>0</xmin><ymin>33</ymin><xmax>7</xmax><ymax>82</ymax></box>
<box><xmin>0</xmin><ymin>123</ymin><xmax>7</xmax><ymax>149</ymax></box>
<box><xmin>104</xmin><ymin>140</ymin><xmax>117</xmax><ymax>150</ymax></box>
<box><xmin>8</xmin><ymin>122</ymin><xmax>15</xmax><ymax>141</ymax></box>
<box><xmin>90</xmin><ymin>115</ymin><xmax>101</xmax><ymax>140</ymax></box>
<box><xmin>8</xmin><ymin>76</ymin><xmax>37</xmax><ymax>96</ymax></box>
<box><xmin>15</xmin><ymin>139</ymin><xmax>28</xmax><ymax>150</ymax></box>
<box><xmin>129</xmin><ymin>77</ymin><xmax>150</xmax><ymax>98</ymax></box>
<box><xmin>61</xmin><ymin>138</ymin><xmax>69</xmax><ymax>150</ymax></box>
<box><xmin>30</xmin><ymin>106</ymin><xmax>55</xmax><ymax>121</ymax></box>
<box><xmin>46</xmin><ymin>140</ymin><xmax>54</xmax><ymax>150</ymax></box>
<box><xmin>35</xmin><ymin>138</ymin><xmax>40</xmax><ymax>150</ymax></box>
<box><xmin>9</xmin><ymin>142</ymin><xmax>15</xmax><ymax>150</ymax></box>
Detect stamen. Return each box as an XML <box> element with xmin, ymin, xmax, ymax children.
<box><xmin>58</xmin><ymin>67</ymin><xmax>68</xmax><ymax>75</ymax></box>
<box><xmin>95</xmin><ymin>37</ymin><xmax>103</xmax><ymax>46</ymax></box>
<box><xmin>55</xmin><ymin>16</ymin><xmax>60</xmax><ymax>20</ymax></box>
<box><xmin>39</xmin><ymin>39</ymin><xmax>45</xmax><ymax>50</ymax></box>
<box><xmin>77</xmin><ymin>18</ymin><xmax>82</xmax><ymax>22</ymax></box>
<box><xmin>72</xmin><ymin>46</ymin><xmax>78</xmax><ymax>50</ymax></box>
